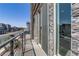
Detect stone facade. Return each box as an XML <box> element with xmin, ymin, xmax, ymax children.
<box><xmin>31</xmin><ymin>3</ymin><xmax>79</xmax><ymax>56</ymax></box>
<box><xmin>48</xmin><ymin>4</ymin><xmax>54</xmax><ymax>55</ymax></box>
<box><xmin>71</xmin><ymin>3</ymin><xmax>79</xmax><ymax>56</ymax></box>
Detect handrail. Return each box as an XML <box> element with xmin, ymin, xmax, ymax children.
<box><xmin>0</xmin><ymin>31</ymin><xmax>25</xmax><ymax>56</ymax></box>
<box><xmin>0</xmin><ymin>35</ymin><xmax>19</xmax><ymax>49</ymax></box>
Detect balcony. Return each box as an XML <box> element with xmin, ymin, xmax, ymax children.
<box><xmin>0</xmin><ymin>31</ymin><xmax>47</xmax><ymax>56</ymax></box>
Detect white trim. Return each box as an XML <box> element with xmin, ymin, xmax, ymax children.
<box><xmin>47</xmin><ymin>3</ymin><xmax>50</xmax><ymax>55</ymax></box>
<box><xmin>58</xmin><ymin>4</ymin><xmax>60</xmax><ymax>56</ymax></box>
<box><xmin>37</xmin><ymin>12</ymin><xmax>40</xmax><ymax>44</ymax></box>
<box><xmin>54</xmin><ymin>3</ymin><xmax>56</xmax><ymax>56</ymax></box>
<box><xmin>56</xmin><ymin>3</ymin><xmax>59</xmax><ymax>56</ymax></box>
<box><xmin>32</xmin><ymin>40</ymin><xmax>47</xmax><ymax>56</ymax></box>
<box><xmin>38</xmin><ymin>43</ymin><xmax>42</xmax><ymax>48</ymax></box>
<box><xmin>40</xmin><ymin>4</ymin><xmax>43</xmax><ymax>48</ymax></box>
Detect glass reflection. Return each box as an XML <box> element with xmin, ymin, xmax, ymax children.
<box><xmin>58</xmin><ymin>3</ymin><xmax>71</xmax><ymax>56</ymax></box>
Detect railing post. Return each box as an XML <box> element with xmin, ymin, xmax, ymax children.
<box><xmin>24</xmin><ymin>32</ymin><xmax>26</xmax><ymax>51</ymax></box>
<box><xmin>22</xmin><ymin>33</ymin><xmax>24</xmax><ymax>56</ymax></box>
<box><xmin>10</xmin><ymin>40</ymin><xmax>14</xmax><ymax>56</ymax></box>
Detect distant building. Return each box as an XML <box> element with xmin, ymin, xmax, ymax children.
<box><xmin>0</xmin><ymin>23</ymin><xmax>20</xmax><ymax>35</ymax></box>
<box><xmin>11</xmin><ymin>26</ymin><xmax>18</xmax><ymax>32</ymax></box>
<box><xmin>60</xmin><ymin>24</ymin><xmax>71</xmax><ymax>36</ymax></box>
<box><xmin>27</xmin><ymin>22</ymin><xmax>30</xmax><ymax>33</ymax></box>
<box><xmin>5</xmin><ymin>24</ymin><xmax>11</xmax><ymax>32</ymax></box>
<box><xmin>0</xmin><ymin>23</ymin><xmax>7</xmax><ymax>34</ymax></box>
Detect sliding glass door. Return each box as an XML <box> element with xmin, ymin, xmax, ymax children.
<box><xmin>56</xmin><ymin>3</ymin><xmax>71</xmax><ymax>56</ymax></box>
<box><xmin>41</xmin><ymin>4</ymin><xmax>48</xmax><ymax>55</ymax></box>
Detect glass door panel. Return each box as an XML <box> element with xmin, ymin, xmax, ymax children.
<box><xmin>56</xmin><ymin>3</ymin><xmax>71</xmax><ymax>56</ymax></box>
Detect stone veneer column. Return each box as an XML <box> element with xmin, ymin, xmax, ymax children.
<box><xmin>71</xmin><ymin>3</ymin><xmax>79</xmax><ymax>56</ymax></box>
<box><xmin>47</xmin><ymin>3</ymin><xmax>54</xmax><ymax>56</ymax></box>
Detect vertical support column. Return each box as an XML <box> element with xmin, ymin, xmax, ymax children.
<box><xmin>10</xmin><ymin>40</ymin><xmax>14</xmax><ymax>56</ymax></box>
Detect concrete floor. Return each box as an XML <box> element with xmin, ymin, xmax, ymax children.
<box><xmin>24</xmin><ymin>39</ymin><xmax>35</xmax><ymax>56</ymax></box>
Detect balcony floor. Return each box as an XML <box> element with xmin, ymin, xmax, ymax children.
<box><xmin>1</xmin><ymin>34</ymin><xmax>46</xmax><ymax>56</ymax></box>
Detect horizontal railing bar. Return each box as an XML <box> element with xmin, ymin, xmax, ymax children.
<box><xmin>60</xmin><ymin>35</ymin><xmax>79</xmax><ymax>41</ymax></box>
<box><xmin>0</xmin><ymin>32</ymin><xmax>24</xmax><ymax>49</ymax></box>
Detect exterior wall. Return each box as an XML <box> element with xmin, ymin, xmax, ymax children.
<box><xmin>31</xmin><ymin>4</ymin><xmax>40</xmax><ymax>39</ymax></box>
<box><xmin>71</xmin><ymin>3</ymin><xmax>79</xmax><ymax>56</ymax></box>
<box><xmin>31</xmin><ymin>3</ymin><xmax>79</xmax><ymax>56</ymax></box>
<box><xmin>31</xmin><ymin>3</ymin><xmax>54</xmax><ymax>56</ymax></box>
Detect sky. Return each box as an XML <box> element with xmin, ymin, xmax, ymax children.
<box><xmin>0</xmin><ymin>3</ymin><xmax>31</xmax><ymax>28</ymax></box>
<box><xmin>59</xmin><ymin>3</ymin><xmax>71</xmax><ymax>25</ymax></box>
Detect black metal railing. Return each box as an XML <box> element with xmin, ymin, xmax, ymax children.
<box><xmin>0</xmin><ymin>31</ymin><xmax>26</xmax><ymax>56</ymax></box>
